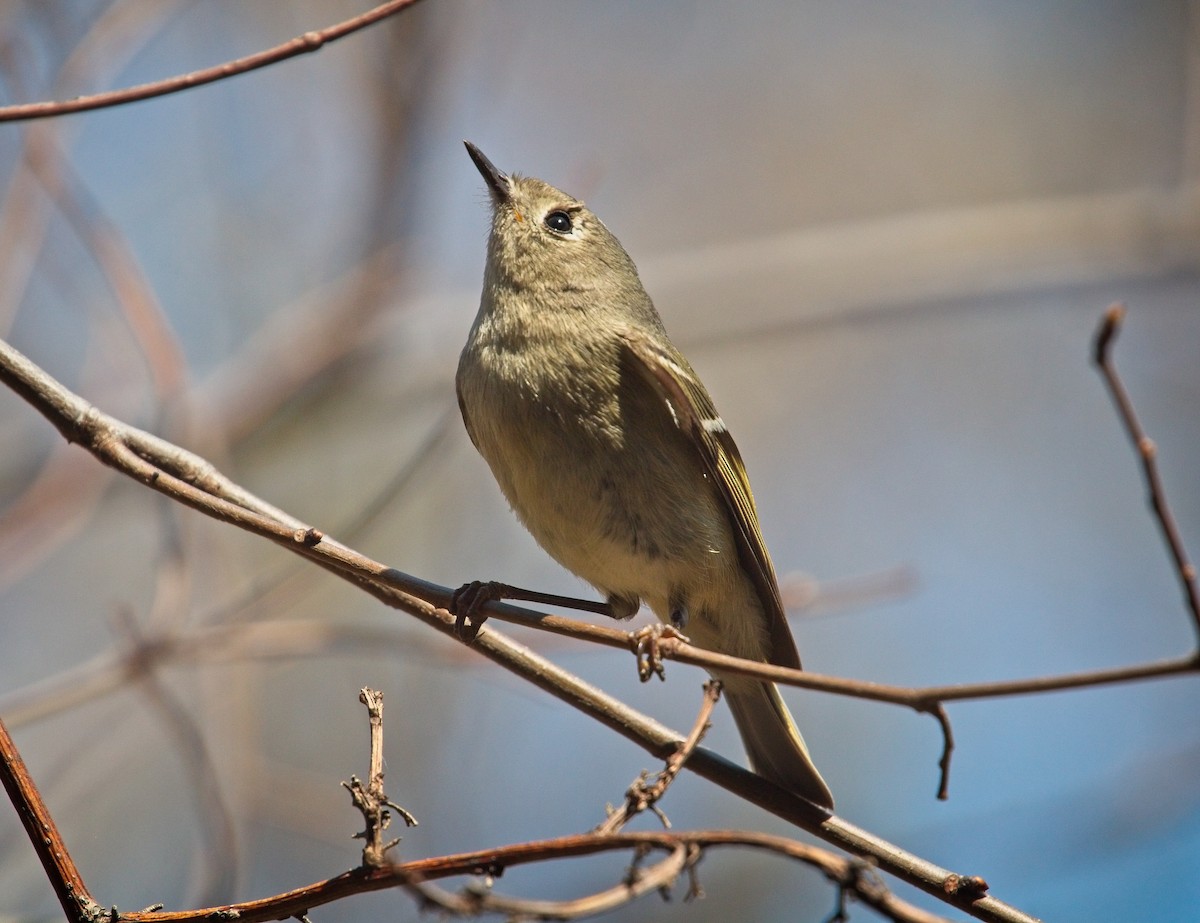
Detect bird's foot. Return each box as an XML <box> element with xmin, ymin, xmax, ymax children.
<box><xmin>630</xmin><ymin>623</ymin><xmax>691</xmax><ymax>682</ymax></box>
<box><xmin>449</xmin><ymin>580</ymin><xmax>509</xmax><ymax>640</ymax></box>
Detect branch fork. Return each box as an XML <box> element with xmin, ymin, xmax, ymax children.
<box><xmin>342</xmin><ymin>688</ymin><xmax>417</xmax><ymax>869</ymax></box>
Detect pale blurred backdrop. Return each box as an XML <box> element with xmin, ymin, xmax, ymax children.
<box><xmin>1</xmin><ymin>3</ymin><xmax>1198</xmax><ymax>921</ymax></box>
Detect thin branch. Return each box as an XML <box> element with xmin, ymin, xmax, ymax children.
<box><xmin>0</xmin><ymin>718</ymin><xmax>102</xmax><ymax>922</ymax></box>
<box><xmin>403</xmin><ymin>840</ymin><xmax>692</xmax><ymax>921</ymax></box>
<box><xmin>1093</xmin><ymin>303</ymin><xmax>1200</xmax><ymax>638</ymax></box>
<box><xmin>595</xmin><ymin>680</ymin><xmax>722</xmax><ymax>834</ymax></box>
<box><xmin>928</xmin><ymin>704</ymin><xmax>954</xmax><ymax>802</ymax></box>
<box><xmin>0</xmin><ymin>334</ymin><xmax>1055</xmax><ymax>922</ymax></box>
<box><xmin>0</xmin><ymin>0</ymin><xmax>428</xmax><ymax>123</ymax></box>
<box><xmin>412</xmin><ymin>588</ymin><xmax>1200</xmax><ymax>707</ymax></box>
<box><xmin>111</xmin><ymin>830</ymin><xmax>953</xmax><ymax>923</ymax></box>
<box><xmin>342</xmin><ymin>688</ymin><xmax>416</xmax><ymax>868</ymax></box>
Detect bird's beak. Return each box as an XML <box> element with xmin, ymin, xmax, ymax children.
<box><xmin>464</xmin><ymin>141</ymin><xmax>510</xmax><ymax>202</ymax></box>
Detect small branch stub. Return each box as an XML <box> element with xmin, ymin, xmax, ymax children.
<box><xmin>295</xmin><ymin>527</ymin><xmax>323</xmax><ymax>547</ymax></box>
<box><xmin>944</xmin><ymin>873</ymin><xmax>990</xmax><ymax>899</ymax></box>
<box><xmin>342</xmin><ymin>688</ymin><xmax>417</xmax><ymax>869</ymax></box>
<box><xmin>1091</xmin><ymin>302</ymin><xmax>1126</xmax><ymax>366</ymax></box>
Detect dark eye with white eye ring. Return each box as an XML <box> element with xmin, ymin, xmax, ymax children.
<box><xmin>544</xmin><ymin>210</ymin><xmax>573</xmax><ymax>233</ymax></box>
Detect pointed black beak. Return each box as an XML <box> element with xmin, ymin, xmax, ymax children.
<box><xmin>464</xmin><ymin>141</ymin><xmax>510</xmax><ymax>201</ymax></box>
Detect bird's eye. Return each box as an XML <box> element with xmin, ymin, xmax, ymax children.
<box><xmin>544</xmin><ymin>210</ymin><xmax>573</xmax><ymax>233</ymax></box>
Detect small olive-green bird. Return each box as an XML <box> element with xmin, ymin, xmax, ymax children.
<box><xmin>456</xmin><ymin>141</ymin><xmax>833</xmax><ymax>809</ymax></box>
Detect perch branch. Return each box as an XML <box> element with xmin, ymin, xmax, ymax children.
<box><xmin>0</xmin><ymin>333</ymin><xmax>1075</xmax><ymax>922</ymax></box>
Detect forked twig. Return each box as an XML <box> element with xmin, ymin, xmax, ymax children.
<box><xmin>595</xmin><ymin>681</ymin><xmax>722</xmax><ymax>834</ymax></box>
<box><xmin>342</xmin><ymin>688</ymin><xmax>417</xmax><ymax>868</ymax></box>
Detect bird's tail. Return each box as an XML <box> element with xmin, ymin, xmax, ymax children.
<box><xmin>722</xmin><ymin>676</ymin><xmax>834</xmax><ymax>810</ymax></box>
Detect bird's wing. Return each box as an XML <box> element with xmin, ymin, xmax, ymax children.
<box><xmin>617</xmin><ymin>329</ymin><xmax>801</xmax><ymax>670</ymax></box>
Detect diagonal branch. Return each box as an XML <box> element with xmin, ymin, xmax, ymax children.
<box><xmin>1093</xmin><ymin>303</ymin><xmax>1200</xmax><ymax>638</ymax></box>
<box><xmin>0</xmin><ymin>718</ymin><xmax>102</xmax><ymax>922</ymax></box>
<box><xmin>0</xmin><ymin>0</ymin><xmax>428</xmax><ymax>123</ymax></box>
<box><xmin>0</xmin><ymin>336</ymin><xmax>1036</xmax><ymax>922</ymax></box>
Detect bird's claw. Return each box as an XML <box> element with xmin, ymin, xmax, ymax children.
<box><xmin>449</xmin><ymin>580</ymin><xmax>507</xmax><ymax>641</ymax></box>
<box><xmin>630</xmin><ymin>623</ymin><xmax>690</xmax><ymax>682</ymax></box>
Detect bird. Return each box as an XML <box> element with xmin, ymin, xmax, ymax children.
<box><xmin>454</xmin><ymin>141</ymin><xmax>833</xmax><ymax>809</ymax></box>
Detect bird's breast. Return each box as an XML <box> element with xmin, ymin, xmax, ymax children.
<box><xmin>457</xmin><ymin>334</ymin><xmax>732</xmax><ymax>601</ymax></box>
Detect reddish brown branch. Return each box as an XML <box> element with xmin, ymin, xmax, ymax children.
<box><xmin>103</xmin><ymin>830</ymin><xmax>952</xmax><ymax>923</ymax></box>
<box><xmin>0</xmin><ymin>718</ymin><xmax>101</xmax><ymax>921</ymax></box>
<box><xmin>0</xmin><ymin>0</ymin><xmax>427</xmax><ymax>123</ymax></box>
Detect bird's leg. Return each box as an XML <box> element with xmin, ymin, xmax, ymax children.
<box><xmin>449</xmin><ymin>580</ymin><xmax>624</xmax><ymax>640</ymax></box>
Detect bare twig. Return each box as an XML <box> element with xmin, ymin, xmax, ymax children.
<box><xmin>412</xmin><ymin>582</ymin><xmax>1200</xmax><ymax>711</ymax></box>
<box><xmin>342</xmin><ymin>688</ymin><xmax>416</xmax><ymax>868</ymax></box>
<box><xmin>0</xmin><ymin>0</ymin><xmax>428</xmax><ymax>123</ymax></box>
<box><xmin>403</xmin><ymin>840</ymin><xmax>692</xmax><ymax>921</ymax></box>
<box><xmin>595</xmin><ymin>681</ymin><xmax>722</xmax><ymax>834</ymax></box>
<box><xmin>1093</xmin><ymin>303</ymin><xmax>1200</xmax><ymax>638</ymax></box>
<box><xmin>928</xmin><ymin>704</ymin><xmax>955</xmax><ymax>802</ymax></box>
